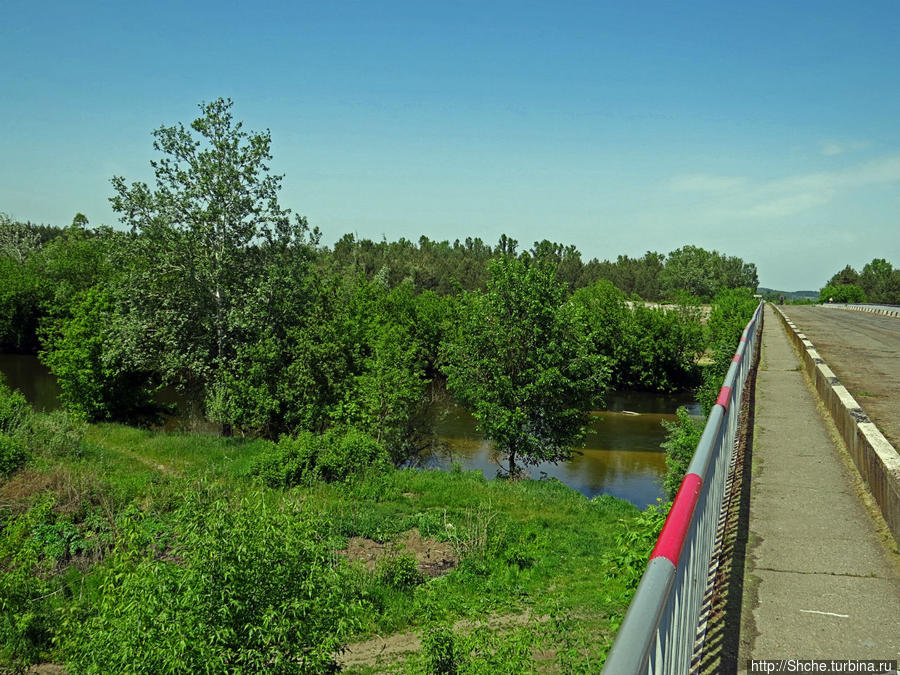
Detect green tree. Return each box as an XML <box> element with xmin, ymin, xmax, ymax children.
<box><xmin>570</xmin><ymin>280</ymin><xmax>628</xmax><ymax>370</ymax></box>
<box><xmin>827</xmin><ymin>264</ymin><xmax>860</xmax><ymax>287</ymax></box>
<box><xmin>332</xmin><ymin>276</ymin><xmax>432</xmax><ymax>463</ymax></box>
<box><xmin>0</xmin><ymin>214</ymin><xmax>44</xmax><ymax>351</ymax></box>
<box><xmin>442</xmin><ymin>257</ymin><xmax>608</xmax><ymax>476</ymax></box>
<box><xmin>819</xmin><ymin>284</ymin><xmax>866</xmax><ymax>304</ymax></box>
<box><xmin>662</xmin><ymin>246</ymin><xmax>757</xmax><ymax>299</ymax></box>
<box><xmin>616</xmin><ymin>303</ymin><xmax>704</xmax><ymax>392</ymax></box>
<box><xmin>859</xmin><ymin>258</ymin><xmax>899</xmax><ymax>304</ymax></box>
<box><xmin>41</xmin><ymin>286</ymin><xmax>157</xmax><ymax>421</ymax></box>
<box><xmin>0</xmin><ymin>213</ymin><xmax>39</xmax><ymax>265</ymax></box>
<box><xmin>108</xmin><ymin>98</ymin><xmax>315</xmax><ymax>426</ymax></box>
<box><xmin>35</xmin><ymin>220</ymin><xmax>118</xmax><ymax>324</ymax></box>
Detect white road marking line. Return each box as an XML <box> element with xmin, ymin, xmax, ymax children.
<box><xmin>799</xmin><ymin>609</ymin><xmax>849</xmax><ymax>618</ymax></box>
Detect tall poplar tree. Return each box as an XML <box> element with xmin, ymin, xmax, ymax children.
<box><xmin>109</xmin><ymin>98</ymin><xmax>315</xmax><ymax>427</ymax></box>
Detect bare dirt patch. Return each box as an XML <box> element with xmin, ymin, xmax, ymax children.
<box><xmin>341</xmin><ymin>527</ymin><xmax>458</xmax><ymax>579</ymax></box>
<box><xmin>26</xmin><ymin>664</ymin><xmax>66</xmax><ymax>674</ymax></box>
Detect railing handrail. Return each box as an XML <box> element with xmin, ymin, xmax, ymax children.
<box><xmin>602</xmin><ymin>301</ymin><xmax>763</xmax><ymax>674</ymax></box>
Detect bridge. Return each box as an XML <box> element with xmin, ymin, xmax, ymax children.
<box><xmin>604</xmin><ymin>303</ymin><xmax>900</xmax><ymax>673</ymax></box>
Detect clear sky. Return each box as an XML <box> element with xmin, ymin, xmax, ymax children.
<box><xmin>2</xmin><ymin>0</ymin><xmax>899</xmax><ymax>290</ymax></box>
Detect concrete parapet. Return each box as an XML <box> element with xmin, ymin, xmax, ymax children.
<box><xmin>820</xmin><ymin>303</ymin><xmax>900</xmax><ymax>318</ymax></box>
<box><xmin>772</xmin><ymin>304</ymin><xmax>900</xmax><ymax>544</ymax></box>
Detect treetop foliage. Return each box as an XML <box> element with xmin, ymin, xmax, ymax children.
<box><xmin>441</xmin><ymin>257</ymin><xmax>608</xmax><ymax>475</ymax></box>
<box><xmin>2</xmin><ymin>98</ymin><xmax>760</xmax><ymax>470</ymax></box>
<box><xmin>823</xmin><ymin>258</ymin><xmax>899</xmax><ymax>304</ymax></box>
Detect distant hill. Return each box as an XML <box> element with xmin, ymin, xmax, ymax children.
<box><xmin>758</xmin><ymin>287</ymin><xmax>819</xmax><ymax>300</ymax></box>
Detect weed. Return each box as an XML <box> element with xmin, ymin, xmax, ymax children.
<box><xmin>378</xmin><ymin>554</ymin><xmax>424</xmax><ymax>590</ymax></box>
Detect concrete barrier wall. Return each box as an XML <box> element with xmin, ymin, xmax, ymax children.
<box><xmin>821</xmin><ymin>303</ymin><xmax>900</xmax><ymax>318</ymax></box>
<box><xmin>773</xmin><ymin>305</ymin><xmax>900</xmax><ymax>544</ymax></box>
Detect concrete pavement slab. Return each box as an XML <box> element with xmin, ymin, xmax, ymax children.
<box><xmin>739</xmin><ymin>306</ymin><xmax>900</xmax><ymax>666</ymax></box>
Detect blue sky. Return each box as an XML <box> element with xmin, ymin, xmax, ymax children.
<box><xmin>2</xmin><ymin>0</ymin><xmax>899</xmax><ymax>290</ymax></box>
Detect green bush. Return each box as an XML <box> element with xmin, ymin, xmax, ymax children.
<box><xmin>421</xmin><ymin>624</ymin><xmax>458</xmax><ymax>674</ymax></box>
<box><xmin>409</xmin><ymin>620</ymin><xmax>535</xmax><ymax>674</ymax></box>
<box><xmin>617</xmin><ymin>304</ymin><xmax>704</xmax><ymax>392</ymax></box>
<box><xmin>0</xmin><ymin>380</ymin><xmax>29</xmax><ymax>437</ymax></box>
<box><xmin>63</xmin><ymin>492</ymin><xmax>362</xmax><ymax>673</ymax></box>
<box><xmin>0</xmin><ymin>432</ymin><xmax>27</xmax><ymax>476</ymax></box>
<box><xmin>0</xmin><ymin>497</ymin><xmax>62</xmax><ymax>669</ymax></box>
<box><xmin>603</xmin><ymin>500</ymin><xmax>670</xmax><ymax>593</ymax></box>
<box><xmin>707</xmin><ymin>287</ymin><xmax>758</xmax><ymax>347</ymax></box>
<box><xmin>40</xmin><ymin>285</ymin><xmax>157</xmax><ymax>423</ymax></box>
<box><xmin>27</xmin><ymin>409</ymin><xmax>86</xmax><ymax>458</ymax></box>
<box><xmin>698</xmin><ymin>288</ymin><xmax>759</xmax><ymax>415</ymax></box>
<box><xmin>661</xmin><ymin>407</ymin><xmax>704</xmax><ymax>499</ymax></box>
<box><xmin>819</xmin><ymin>284</ymin><xmax>866</xmax><ymax>304</ymax></box>
<box><xmin>696</xmin><ymin>340</ymin><xmax>736</xmax><ymax>415</ymax></box>
<box><xmin>317</xmin><ymin>427</ymin><xmax>391</xmax><ymax>482</ymax></box>
<box><xmin>252</xmin><ymin>427</ymin><xmax>390</xmax><ymax>487</ymax></box>
<box><xmin>377</xmin><ymin>553</ymin><xmax>424</xmax><ymax>590</ymax></box>
<box><xmin>572</xmin><ymin>282</ymin><xmax>705</xmax><ymax>392</ymax></box>
<box><xmin>252</xmin><ymin>431</ymin><xmax>318</xmax><ymax>487</ymax></box>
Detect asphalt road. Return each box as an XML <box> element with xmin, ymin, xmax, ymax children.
<box><xmin>779</xmin><ymin>305</ymin><xmax>900</xmax><ymax>448</ymax></box>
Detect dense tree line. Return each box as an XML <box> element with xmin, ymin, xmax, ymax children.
<box><xmin>1</xmin><ymin>98</ymin><xmax>759</xmax><ymax>472</ymax></box>
<box><xmin>328</xmin><ymin>234</ymin><xmax>757</xmax><ymax>301</ymax></box>
<box><xmin>820</xmin><ymin>258</ymin><xmax>900</xmax><ymax>304</ymax></box>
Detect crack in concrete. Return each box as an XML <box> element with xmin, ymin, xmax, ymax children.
<box><xmin>754</xmin><ymin>566</ymin><xmax>885</xmax><ymax>580</ymax></box>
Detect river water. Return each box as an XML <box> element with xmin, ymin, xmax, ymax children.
<box><xmin>426</xmin><ymin>391</ymin><xmax>697</xmax><ymax>507</ymax></box>
<box><xmin>0</xmin><ymin>354</ymin><xmax>697</xmax><ymax>507</ymax></box>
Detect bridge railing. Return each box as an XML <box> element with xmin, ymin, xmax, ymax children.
<box><xmin>602</xmin><ymin>300</ymin><xmax>763</xmax><ymax>674</ymax></box>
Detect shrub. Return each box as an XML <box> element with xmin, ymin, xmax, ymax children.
<box><xmin>616</xmin><ymin>304</ymin><xmax>704</xmax><ymax>392</ymax></box>
<box><xmin>252</xmin><ymin>428</ymin><xmax>390</xmax><ymax>487</ymax></box>
<box><xmin>421</xmin><ymin>624</ymin><xmax>458</xmax><ymax>674</ymax></box>
<box><xmin>708</xmin><ymin>287</ymin><xmax>758</xmax><ymax>347</ymax></box>
<box><xmin>0</xmin><ymin>496</ymin><xmax>61</xmax><ymax>669</ymax></box>
<box><xmin>603</xmin><ymin>500</ymin><xmax>670</xmax><ymax>593</ymax></box>
<box><xmin>698</xmin><ymin>288</ymin><xmax>759</xmax><ymax>415</ymax></box>
<box><xmin>317</xmin><ymin>428</ymin><xmax>391</xmax><ymax>482</ymax></box>
<box><xmin>410</xmin><ymin>620</ymin><xmax>535</xmax><ymax>674</ymax></box>
<box><xmin>0</xmin><ymin>380</ymin><xmax>29</xmax><ymax>437</ymax></box>
<box><xmin>661</xmin><ymin>407</ymin><xmax>704</xmax><ymax>499</ymax></box>
<box><xmin>27</xmin><ymin>409</ymin><xmax>86</xmax><ymax>458</ymax></box>
<box><xmin>377</xmin><ymin>554</ymin><xmax>424</xmax><ymax>590</ymax></box>
<box><xmin>0</xmin><ymin>433</ymin><xmax>27</xmax><ymax>477</ymax></box>
<box><xmin>819</xmin><ymin>284</ymin><xmax>866</xmax><ymax>304</ymax></box>
<box><xmin>252</xmin><ymin>431</ymin><xmax>318</xmax><ymax>487</ymax></box>
<box><xmin>63</xmin><ymin>492</ymin><xmax>362</xmax><ymax>673</ymax></box>
<box><xmin>40</xmin><ymin>285</ymin><xmax>157</xmax><ymax>422</ymax></box>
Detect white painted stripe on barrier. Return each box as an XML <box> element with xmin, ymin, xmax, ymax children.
<box><xmin>822</xmin><ymin>303</ymin><xmax>900</xmax><ymax>319</ymax></box>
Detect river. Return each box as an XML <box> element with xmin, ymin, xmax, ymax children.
<box><xmin>426</xmin><ymin>391</ymin><xmax>697</xmax><ymax>507</ymax></box>
<box><xmin>0</xmin><ymin>354</ymin><xmax>697</xmax><ymax>507</ymax></box>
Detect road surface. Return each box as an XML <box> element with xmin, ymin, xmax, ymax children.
<box><xmin>778</xmin><ymin>305</ymin><xmax>900</xmax><ymax>448</ymax></box>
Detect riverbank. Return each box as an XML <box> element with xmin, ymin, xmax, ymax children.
<box><xmin>0</xmin><ymin>419</ymin><xmax>659</xmax><ymax>672</ymax></box>
<box><xmin>0</xmin><ymin>352</ymin><xmax>696</xmax><ymax>508</ymax></box>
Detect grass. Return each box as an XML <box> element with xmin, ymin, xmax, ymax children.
<box><xmin>1</xmin><ymin>419</ymin><xmax>655</xmax><ymax>672</ymax></box>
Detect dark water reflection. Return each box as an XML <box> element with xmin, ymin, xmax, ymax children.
<box><xmin>0</xmin><ymin>354</ymin><xmax>61</xmax><ymax>412</ymax></box>
<box><xmin>0</xmin><ymin>354</ymin><xmax>698</xmax><ymax>507</ymax></box>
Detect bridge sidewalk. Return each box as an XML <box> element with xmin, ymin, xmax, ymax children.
<box><xmin>738</xmin><ymin>306</ymin><xmax>900</xmax><ymax>668</ymax></box>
